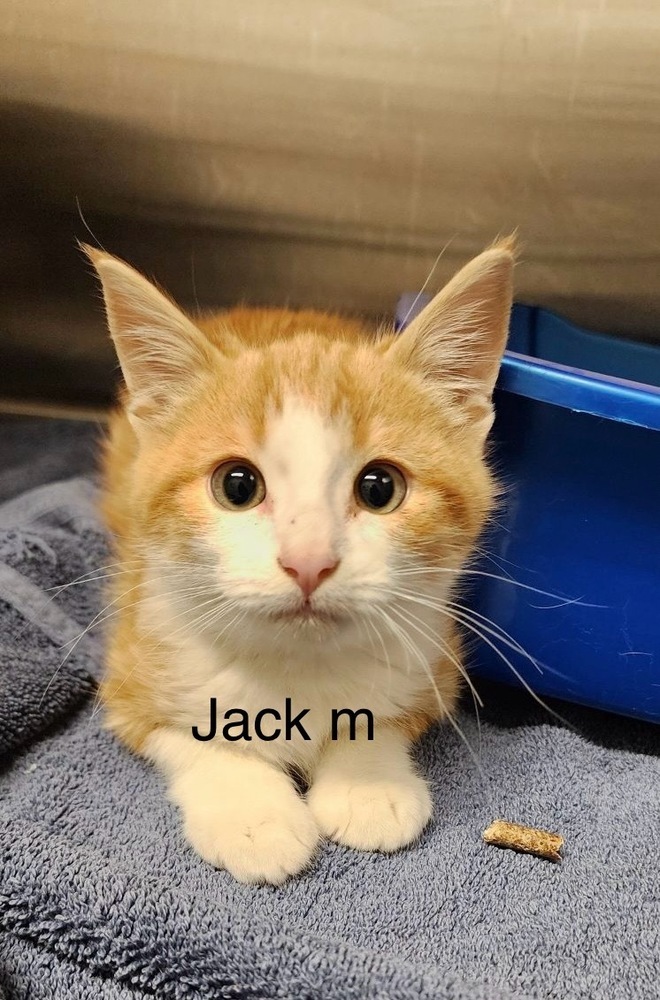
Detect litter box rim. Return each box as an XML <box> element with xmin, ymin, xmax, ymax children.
<box><xmin>498</xmin><ymin>350</ymin><xmax>660</xmax><ymax>431</ymax></box>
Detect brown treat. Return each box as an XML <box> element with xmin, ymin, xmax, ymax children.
<box><xmin>482</xmin><ymin>819</ymin><xmax>564</xmax><ymax>862</ymax></box>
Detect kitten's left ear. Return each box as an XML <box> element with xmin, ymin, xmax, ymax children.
<box><xmin>83</xmin><ymin>245</ymin><xmax>214</xmax><ymax>429</ymax></box>
<box><xmin>390</xmin><ymin>236</ymin><xmax>516</xmax><ymax>441</ymax></box>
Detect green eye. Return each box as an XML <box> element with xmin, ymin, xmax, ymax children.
<box><xmin>355</xmin><ymin>464</ymin><xmax>406</xmax><ymax>513</ymax></box>
<box><xmin>210</xmin><ymin>461</ymin><xmax>266</xmax><ymax>510</ymax></box>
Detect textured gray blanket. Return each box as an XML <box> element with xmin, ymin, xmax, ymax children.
<box><xmin>1</xmin><ymin>416</ymin><xmax>659</xmax><ymax>1000</ymax></box>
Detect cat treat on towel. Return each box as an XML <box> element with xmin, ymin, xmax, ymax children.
<box><xmin>483</xmin><ymin>819</ymin><xmax>564</xmax><ymax>862</ymax></box>
<box><xmin>85</xmin><ymin>236</ymin><xmax>516</xmax><ymax>886</ymax></box>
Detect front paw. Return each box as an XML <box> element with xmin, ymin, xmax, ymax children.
<box><xmin>308</xmin><ymin>772</ymin><xmax>432</xmax><ymax>852</ymax></box>
<box><xmin>174</xmin><ymin>770</ymin><xmax>319</xmax><ymax>884</ymax></box>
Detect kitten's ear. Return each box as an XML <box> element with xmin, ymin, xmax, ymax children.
<box><xmin>390</xmin><ymin>236</ymin><xmax>516</xmax><ymax>441</ymax></box>
<box><xmin>83</xmin><ymin>246</ymin><xmax>213</xmax><ymax>427</ymax></box>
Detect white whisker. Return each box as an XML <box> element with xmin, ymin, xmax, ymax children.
<box><xmin>437</xmin><ymin>605</ymin><xmax>571</xmax><ymax>729</ymax></box>
<box><xmin>372</xmin><ymin>605</ymin><xmax>489</xmax><ymax>795</ymax></box>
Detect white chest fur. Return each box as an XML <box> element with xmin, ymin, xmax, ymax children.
<box><xmin>145</xmin><ymin>602</ymin><xmax>440</xmax><ymax>770</ymax></box>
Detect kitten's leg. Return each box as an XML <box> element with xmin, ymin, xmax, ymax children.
<box><xmin>145</xmin><ymin>728</ymin><xmax>319</xmax><ymax>884</ymax></box>
<box><xmin>307</xmin><ymin>725</ymin><xmax>432</xmax><ymax>852</ymax></box>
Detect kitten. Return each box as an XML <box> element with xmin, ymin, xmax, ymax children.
<box><xmin>87</xmin><ymin>237</ymin><xmax>515</xmax><ymax>884</ymax></box>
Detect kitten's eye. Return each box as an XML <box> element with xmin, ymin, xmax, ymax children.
<box><xmin>355</xmin><ymin>463</ymin><xmax>406</xmax><ymax>513</ymax></box>
<box><xmin>210</xmin><ymin>461</ymin><xmax>266</xmax><ymax>510</ymax></box>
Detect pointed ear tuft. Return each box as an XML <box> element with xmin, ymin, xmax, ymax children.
<box><xmin>389</xmin><ymin>238</ymin><xmax>516</xmax><ymax>441</ymax></box>
<box><xmin>486</xmin><ymin>232</ymin><xmax>519</xmax><ymax>257</ymax></box>
<box><xmin>84</xmin><ymin>247</ymin><xmax>214</xmax><ymax>427</ymax></box>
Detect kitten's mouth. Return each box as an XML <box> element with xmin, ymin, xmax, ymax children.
<box><xmin>270</xmin><ymin>602</ymin><xmax>343</xmax><ymax>626</ymax></box>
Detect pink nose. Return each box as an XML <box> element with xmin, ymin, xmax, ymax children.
<box><xmin>278</xmin><ymin>553</ymin><xmax>340</xmax><ymax>599</ymax></box>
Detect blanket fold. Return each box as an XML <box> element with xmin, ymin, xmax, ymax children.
<box><xmin>0</xmin><ymin>475</ymin><xmax>107</xmax><ymax>757</ymax></box>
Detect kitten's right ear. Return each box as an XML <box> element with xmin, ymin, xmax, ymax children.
<box><xmin>388</xmin><ymin>237</ymin><xmax>516</xmax><ymax>443</ymax></box>
<box><xmin>83</xmin><ymin>245</ymin><xmax>214</xmax><ymax>428</ymax></box>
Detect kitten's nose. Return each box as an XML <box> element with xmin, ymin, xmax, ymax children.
<box><xmin>278</xmin><ymin>552</ymin><xmax>340</xmax><ymax>599</ymax></box>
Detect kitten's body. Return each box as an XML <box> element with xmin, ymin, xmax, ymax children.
<box><xmin>91</xmin><ymin>243</ymin><xmax>514</xmax><ymax>883</ymax></box>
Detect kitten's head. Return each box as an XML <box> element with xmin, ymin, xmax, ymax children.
<box><xmin>89</xmin><ymin>240</ymin><xmax>514</xmax><ymax>643</ymax></box>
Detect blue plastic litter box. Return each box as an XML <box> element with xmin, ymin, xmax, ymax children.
<box><xmin>395</xmin><ymin>296</ymin><xmax>660</xmax><ymax>724</ymax></box>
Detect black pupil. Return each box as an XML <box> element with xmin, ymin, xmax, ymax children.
<box><xmin>359</xmin><ymin>468</ymin><xmax>394</xmax><ymax>509</ymax></box>
<box><xmin>224</xmin><ymin>466</ymin><xmax>257</xmax><ymax>506</ymax></box>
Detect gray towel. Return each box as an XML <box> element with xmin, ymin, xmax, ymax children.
<box><xmin>1</xmin><ymin>417</ymin><xmax>659</xmax><ymax>1000</ymax></box>
<box><xmin>0</xmin><ymin>476</ymin><xmax>105</xmax><ymax>756</ymax></box>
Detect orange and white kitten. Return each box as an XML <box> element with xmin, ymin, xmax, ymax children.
<box><xmin>88</xmin><ymin>238</ymin><xmax>514</xmax><ymax>885</ymax></box>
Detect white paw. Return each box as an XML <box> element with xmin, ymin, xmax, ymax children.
<box><xmin>308</xmin><ymin>772</ymin><xmax>432</xmax><ymax>852</ymax></box>
<box><xmin>172</xmin><ymin>764</ymin><xmax>319</xmax><ymax>884</ymax></box>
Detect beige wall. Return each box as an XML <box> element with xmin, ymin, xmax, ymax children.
<box><xmin>1</xmin><ymin>0</ymin><xmax>660</xmax><ymax>403</ymax></box>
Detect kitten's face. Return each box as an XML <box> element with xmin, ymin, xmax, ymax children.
<box><xmin>136</xmin><ymin>340</ymin><xmax>493</xmax><ymax>635</ymax></box>
<box><xmin>89</xmin><ymin>241</ymin><xmax>514</xmax><ymax>641</ymax></box>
